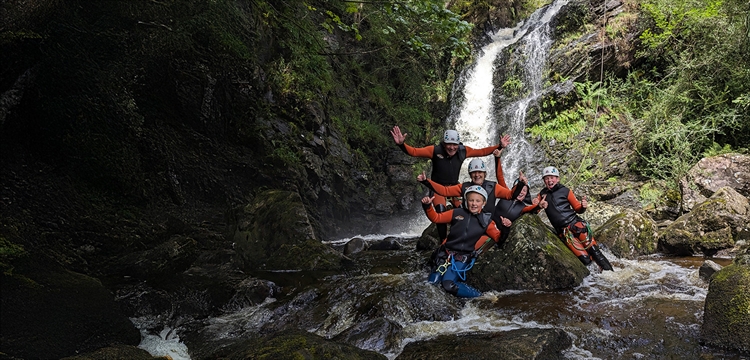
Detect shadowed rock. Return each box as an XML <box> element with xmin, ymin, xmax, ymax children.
<box><xmin>396</xmin><ymin>328</ymin><xmax>573</xmax><ymax>359</ymax></box>
<box><xmin>701</xmin><ymin>251</ymin><xmax>750</xmax><ymax>352</ymax></box>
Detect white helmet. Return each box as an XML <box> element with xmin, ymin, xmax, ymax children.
<box><xmin>542</xmin><ymin>166</ymin><xmax>560</xmax><ymax>178</ymax></box>
<box><xmin>467</xmin><ymin>159</ymin><xmax>487</xmax><ymax>174</ymax></box>
<box><xmin>443</xmin><ymin>130</ymin><xmax>460</xmax><ymax>144</ymax></box>
<box><xmin>463</xmin><ymin>185</ymin><xmax>488</xmax><ymax>201</ymax></box>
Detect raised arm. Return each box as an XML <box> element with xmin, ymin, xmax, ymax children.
<box><xmin>568</xmin><ymin>191</ymin><xmax>586</xmax><ymax>213</ymax></box>
<box><xmin>421</xmin><ymin>178</ymin><xmax>463</xmax><ymax>197</ymax></box>
<box><xmin>422</xmin><ymin>197</ymin><xmax>455</xmax><ymax>223</ymax></box>
<box><xmin>392</xmin><ymin>126</ymin><xmax>434</xmax><ymax>158</ymax></box>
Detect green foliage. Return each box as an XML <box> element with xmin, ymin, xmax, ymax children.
<box><xmin>502</xmin><ymin>76</ymin><xmax>525</xmax><ymax>98</ymax></box>
<box><xmin>530</xmin><ymin>81</ymin><xmax>614</xmax><ymax>141</ymax></box>
<box><xmin>628</xmin><ymin>0</ymin><xmax>750</xmax><ymax>181</ymax></box>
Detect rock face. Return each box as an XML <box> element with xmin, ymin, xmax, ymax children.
<box><xmin>470</xmin><ymin>215</ymin><xmax>589</xmax><ymax>291</ymax></box>
<box><xmin>0</xmin><ymin>259</ymin><xmax>141</xmax><ymax>359</ymax></box>
<box><xmin>594</xmin><ymin>209</ymin><xmax>658</xmax><ymax>259</ymax></box>
<box><xmin>396</xmin><ymin>328</ymin><xmax>573</xmax><ymax>360</ymax></box>
<box><xmin>225</xmin><ymin>330</ymin><xmax>387</xmax><ymax>360</ymax></box>
<box><xmin>681</xmin><ymin>153</ymin><xmax>750</xmax><ymax>212</ymax></box>
<box><xmin>659</xmin><ymin>187</ymin><xmax>750</xmax><ymax>256</ymax></box>
<box><xmin>700</xmin><ymin>252</ymin><xmax>750</xmax><ymax>352</ymax></box>
<box><xmin>231</xmin><ymin>190</ymin><xmax>345</xmax><ymax>271</ymax></box>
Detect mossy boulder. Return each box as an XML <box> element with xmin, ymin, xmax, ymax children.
<box><xmin>470</xmin><ymin>215</ymin><xmax>589</xmax><ymax>291</ymax></box>
<box><xmin>594</xmin><ymin>209</ymin><xmax>658</xmax><ymax>259</ymax></box>
<box><xmin>226</xmin><ymin>330</ymin><xmax>386</xmax><ymax>360</ymax></box>
<box><xmin>232</xmin><ymin>189</ymin><xmax>344</xmax><ymax>271</ymax></box>
<box><xmin>680</xmin><ymin>153</ymin><xmax>750</xmax><ymax>212</ymax></box>
<box><xmin>396</xmin><ymin>328</ymin><xmax>573</xmax><ymax>360</ymax></box>
<box><xmin>0</xmin><ymin>258</ymin><xmax>141</xmax><ymax>359</ymax></box>
<box><xmin>659</xmin><ymin>187</ymin><xmax>750</xmax><ymax>256</ymax></box>
<box><xmin>700</xmin><ymin>257</ymin><xmax>750</xmax><ymax>352</ymax></box>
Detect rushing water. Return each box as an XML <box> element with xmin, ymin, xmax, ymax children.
<box><xmin>130</xmin><ymin>0</ymin><xmax>746</xmax><ymax>358</ymax></box>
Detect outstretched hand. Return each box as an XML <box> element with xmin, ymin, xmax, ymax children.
<box><xmin>500</xmin><ymin>216</ymin><xmax>512</xmax><ymax>227</ymax></box>
<box><xmin>500</xmin><ymin>134</ymin><xmax>511</xmax><ymax>149</ymax></box>
<box><xmin>417</xmin><ymin>171</ymin><xmax>427</xmax><ymax>182</ymax></box>
<box><xmin>538</xmin><ymin>194</ymin><xmax>548</xmax><ymax>209</ymax></box>
<box><xmin>421</xmin><ymin>195</ymin><xmax>435</xmax><ymax>205</ymax></box>
<box><xmin>581</xmin><ymin>195</ymin><xmax>588</xmax><ymax>209</ymax></box>
<box><xmin>519</xmin><ymin>170</ymin><xmax>528</xmax><ymax>184</ymax></box>
<box><xmin>390</xmin><ymin>126</ymin><xmax>406</xmax><ymax>145</ymax></box>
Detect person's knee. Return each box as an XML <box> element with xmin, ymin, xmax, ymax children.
<box><xmin>441</xmin><ymin>280</ymin><xmax>458</xmax><ymax>294</ymax></box>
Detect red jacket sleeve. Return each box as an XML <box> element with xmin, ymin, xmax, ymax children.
<box><xmin>425</xmin><ymin>179</ymin><xmax>463</xmax><ymax>197</ymax></box>
<box><xmin>486</xmin><ymin>220</ymin><xmax>501</xmax><ymax>242</ymax></box>
<box><xmin>465</xmin><ymin>144</ymin><xmax>500</xmax><ymax>157</ymax></box>
<box><xmin>493</xmin><ymin>183</ymin><xmax>513</xmax><ymax>200</ymax></box>
<box><xmin>401</xmin><ymin>143</ymin><xmax>434</xmax><ymax>158</ymax></box>
<box><xmin>424</xmin><ymin>206</ymin><xmax>455</xmax><ymax>223</ymax></box>
<box><xmin>568</xmin><ymin>190</ymin><xmax>585</xmax><ymax>213</ymax></box>
<box><xmin>494</xmin><ymin>155</ymin><xmax>508</xmax><ymax>189</ymax></box>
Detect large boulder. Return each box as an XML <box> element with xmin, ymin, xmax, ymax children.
<box><xmin>231</xmin><ymin>190</ymin><xmax>344</xmax><ymax>270</ymax></box>
<box><xmin>1</xmin><ymin>258</ymin><xmax>141</xmax><ymax>359</ymax></box>
<box><xmin>469</xmin><ymin>215</ymin><xmax>589</xmax><ymax>291</ymax></box>
<box><xmin>700</xmin><ymin>250</ymin><xmax>750</xmax><ymax>352</ymax></box>
<box><xmin>659</xmin><ymin>187</ymin><xmax>750</xmax><ymax>256</ymax></box>
<box><xmin>396</xmin><ymin>328</ymin><xmax>573</xmax><ymax>360</ymax></box>
<box><xmin>226</xmin><ymin>330</ymin><xmax>387</xmax><ymax>360</ymax></box>
<box><xmin>594</xmin><ymin>209</ymin><xmax>658</xmax><ymax>259</ymax></box>
<box><xmin>680</xmin><ymin>153</ymin><xmax>750</xmax><ymax>212</ymax></box>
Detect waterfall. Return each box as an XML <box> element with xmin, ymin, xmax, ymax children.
<box><xmin>450</xmin><ymin>0</ymin><xmax>569</xmax><ymax>188</ymax></box>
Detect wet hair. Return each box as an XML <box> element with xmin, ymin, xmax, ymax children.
<box><xmin>511</xmin><ymin>179</ymin><xmax>532</xmax><ymax>205</ymax></box>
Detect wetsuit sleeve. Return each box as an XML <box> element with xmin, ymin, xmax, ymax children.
<box><xmin>399</xmin><ymin>143</ymin><xmax>434</xmax><ymax>158</ymax></box>
<box><xmin>495</xmin><ymin>155</ymin><xmax>509</xmax><ymax>189</ymax></box>
<box><xmin>493</xmin><ymin>183</ymin><xmax>513</xmax><ymax>200</ymax></box>
<box><xmin>521</xmin><ymin>204</ymin><xmax>538</xmax><ymax>214</ymax></box>
<box><xmin>486</xmin><ymin>220</ymin><xmax>502</xmax><ymax>243</ymax></box>
<box><xmin>568</xmin><ymin>190</ymin><xmax>586</xmax><ymax>213</ymax></box>
<box><xmin>424</xmin><ymin>204</ymin><xmax>454</xmax><ymax>223</ymax></box>
<box><xmin>465</xmin><ymin>144</ymin><xmax>500</xmax><ymax>157</ymax></box>
<box><xmin>423</xmin><ymin>179</ymin><xmax>462</xmax><ymax>197</ymax></box>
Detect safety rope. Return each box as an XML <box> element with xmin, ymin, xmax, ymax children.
<box><xmin>563</xmin><ymin>224</ymin><xmax>594</xmax><ymax>251</ymax></box>
<box><xmin>451</xmin><ymin>255</ymin><xmax>476</xmax><ymax>282</ymax></box>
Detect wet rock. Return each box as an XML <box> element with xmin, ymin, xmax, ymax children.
<box><xmin>680</xmin><ymin>153</ymin><xmax>750</xmax><ymax>212</ymax></box>
<box><xmin>659</xmin><ymin>187</ymin><xmax>750</xmax><ymax>256</ymax></box>
<box><xmin>416</xmin><ymin>222</ymin><xmax>441</xmax><ymax>251</ymax></box>
<box><xmin>332</xmin><ymin>317</ymin><xmax>403</xmax><ymax>353</ymax></box>
<box><xmin>396</xmin><ymin>328</ymin><xmax>573</xmax><ymax>360</ymax></box>
<box><xmin>368</xmin><ymin>237</ymin><xmax>403</xmax><ymax>251</ymax></box>
<box><xmin>0</xmin><ymin>258</ymin><xmax>140</xmax><ymax>359</ymax></box>
<box><xmin>226</xmin><ymin>330</ymin><xmax>386</xmax><ymax>359</ymax></box>
<box><xmin>232</xmin><ymin>189</ymin><xmax>344</xmax><ymax>270</ymax></box>
<box><xmin>60</xmin><ymin>345</ymin><xmax>159</xmax><ymax>360</ymax></box>
<box><xmin>700</xmin><ymin>259</ymin><xmax>750</xmax><ymax>352</ymax></box>
<box><xmin>344</xmin><ymin>237</ymin><xmax>367</xmax><ymax>255</ymax></box>
<box><xmin>594</xmin><ymin>209</ymin><xmax>658</xmax><ymax>259</ymax></box>
<box><xmin>470</xmin><ymin>215</ymin><xmax>589</xmax><ymax>291</ymax></box>
<box><xmin>699</xmin><ymin>260</ymin><xmax>722</xmax><ymax>282</ymax></box>
<box><xmin>106</xmin><ymin>235</ymin><xmax>198</xmax><ymax>279</ymax></box>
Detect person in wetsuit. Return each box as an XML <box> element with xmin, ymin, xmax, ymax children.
<box><xmin>391</xmin><ymin>126</ymin><xmax>504</xmax><ymax>240</ymax></box>
<box><xmin>422</xmin><ymin>185</ymin><xmax>504</xmax><ymax>298</ymax></box>
<box><xmin>491</xmin><ymin>148</ymin><xmax>539</xmax><ymax>244</ymax></box>
<box><xmin>535</xmin><ymin>166</ymin><xmax>613</xmax><ymax>270</ymax></box>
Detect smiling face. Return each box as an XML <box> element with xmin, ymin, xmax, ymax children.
<box><xmin>465</xmin><ymin>192</ymin><xmax>486</xmax><ymax>214</ymax></box>
<box><xmin>516</xmin><ymin>185</ymin><xmax>528</xmax><ymax>201</ymax></box>
<box><xmin>470</xmin><ymin>171</ymin><xmax>486</xmax><ymax>185</ymax></box>
<box><xmin>444</xmin><ymin>143</ymin><xmax>459</xmax><ymax>156</ymax></box>
<box><xmin>543</xmin><ymin>175</ymin><xmax>559</xmax><ymax>189</ymax></box>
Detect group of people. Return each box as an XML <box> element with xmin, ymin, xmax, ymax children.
<box><xmin>391</xmin><ymin>125</ymin><xmax>613</xmax><ymax>299</ymax></box>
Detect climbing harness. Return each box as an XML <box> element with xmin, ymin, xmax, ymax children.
<box><xmin>563</xmin><ymin>223</ymin><xmax>594</xmax><ymax>252</ymax></box>
<box><xmin>449</xmin><ymin>253</ymin><xmax>477</xmax><ymax>282</ymax></box>
<box><xmin>436</xmin><ymin>257</ymin><xmax>451</xmax><ymax>275</ymax></box>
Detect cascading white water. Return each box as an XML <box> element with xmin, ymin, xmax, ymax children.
<box><xmin>451</xmin><ymin>0</ymin><xmax>569</xmax><ymax>186</ymax></box>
